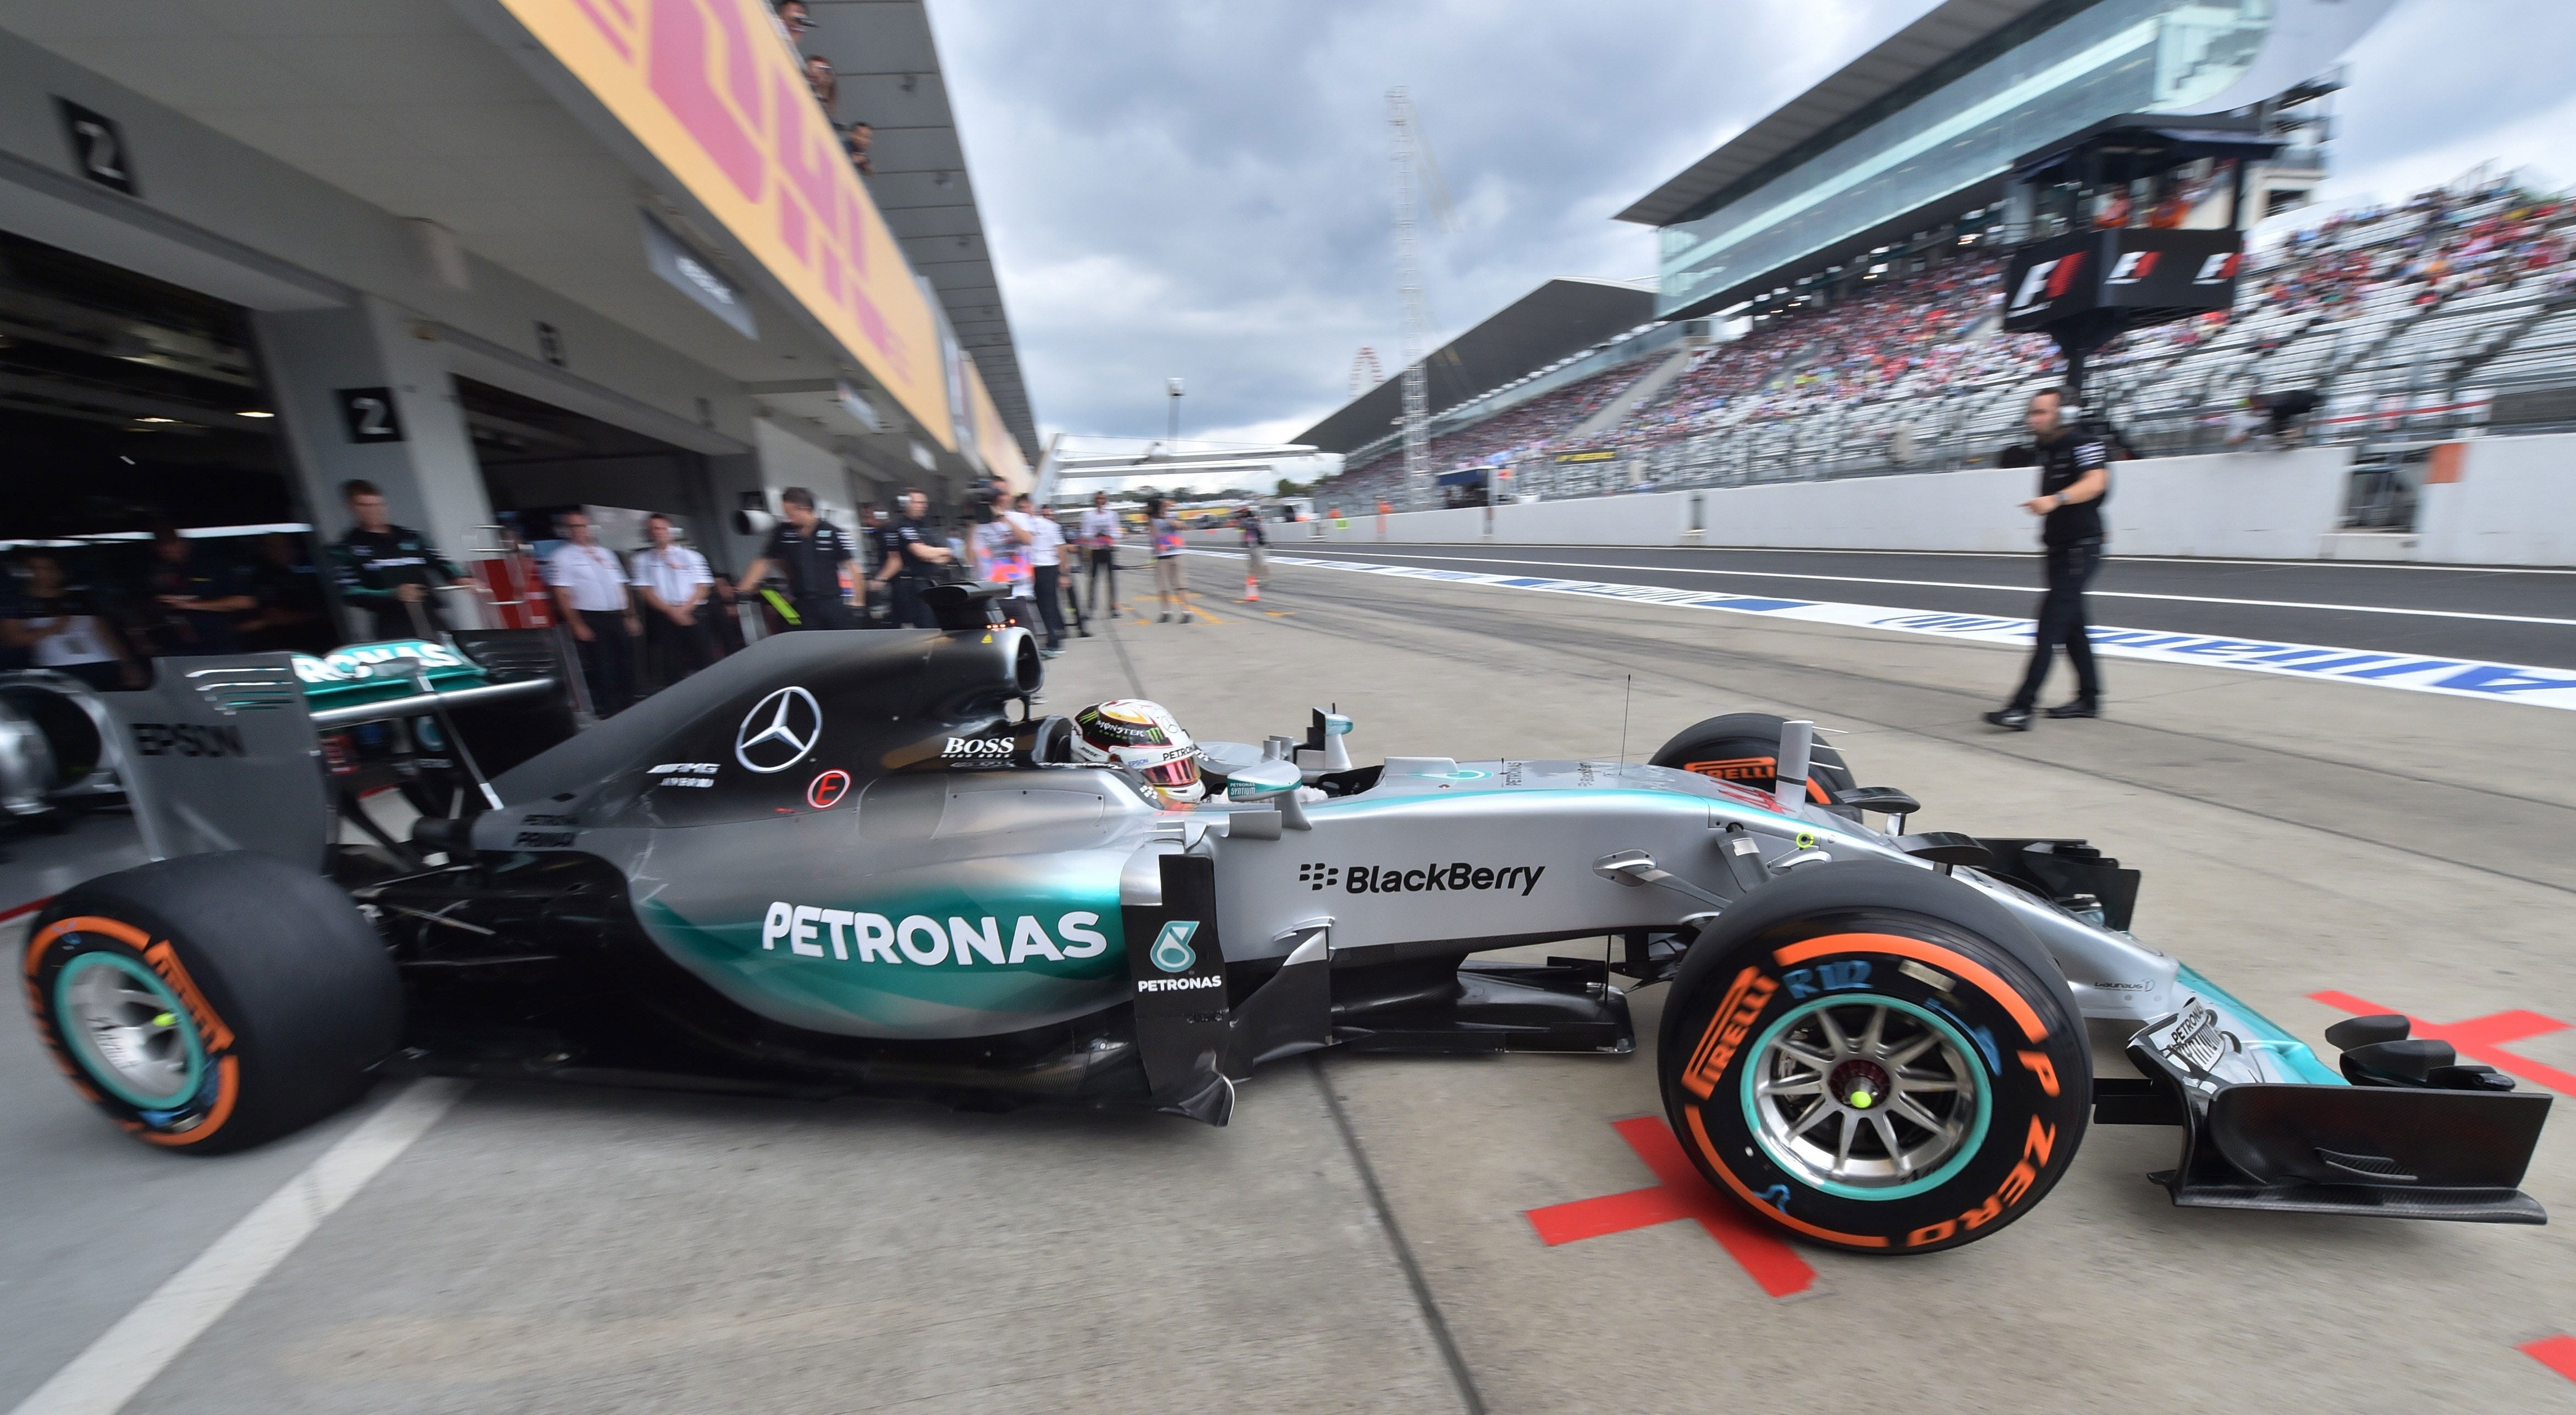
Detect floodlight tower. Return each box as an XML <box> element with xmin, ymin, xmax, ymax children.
<box><xmin>1389</xmin><ymin>88</ymin><xmax>1430</xmax><ymax>508</ymax></box>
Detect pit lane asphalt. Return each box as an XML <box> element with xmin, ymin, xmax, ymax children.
<box><xmin>4</xmin><ymin>559</ymin><xmax>2573</xmax><ymax>1412</ymax></box>
<box><xmin>1261</xmin><ymin>540</ymin><xmax>2576</xmax><ymax>669</ymax></box>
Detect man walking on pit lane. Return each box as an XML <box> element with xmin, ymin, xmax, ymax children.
<box><xmin>734</xmin><ymin>486</ymin><xmax>857</xmax><ymax>631</ymax></box>
<box><xmin>1985</xmin><ymin>386</ymin><xmax>2109</xmax><ymax>731</ymax></box>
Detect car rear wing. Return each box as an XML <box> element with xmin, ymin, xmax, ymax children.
<box><xmin>76</xmin><ymin>632</ymin><xmax>565</xmax><ymax>870</ymax></box>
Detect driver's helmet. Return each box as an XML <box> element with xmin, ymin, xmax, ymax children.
<box><xmin>1072</xmin><ymin>699</ymin><xmax>1203</xmax><ymax>803</ymax></box>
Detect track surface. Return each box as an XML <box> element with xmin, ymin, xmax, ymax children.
<box><xmin>1264</xmin><ymin>541</ymin><xmax>2576</xmax><ymax>668</ymax></box>
<box><xmin>5</xmin><ymin>555</ymin><xmax>2574</xmax><ymax>1412</ymax></box>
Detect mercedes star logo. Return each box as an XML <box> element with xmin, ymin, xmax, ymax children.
<box><xmin>735</xmin><ymin>686</ymin><xmax>821</xmax><ymax>773</ymax></box>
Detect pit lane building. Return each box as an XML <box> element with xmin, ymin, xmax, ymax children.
<box><xmin>0</xmin><ymin>1</ymin><xmax>1036</xmax><ymax>625</ymax></box>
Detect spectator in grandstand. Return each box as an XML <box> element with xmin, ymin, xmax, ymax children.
<box><xmin>805</xmin><ymin>54</ymin><xmax>837</xmax><ymax>113</ymax></box>
<box><xmin>773</xmin><ymin>0</ymin><xmax>814</xmax><ymax>39</ymax></box>
<box><xmin>2226</xmin><ymin>389</ymin><xmax>2320</xmax><ymax>449</ymax></box>
<box><xmin>547</xmin><ymin>510</ymin><xmax>639</xmax><ymax>715</ymax></box>
<box><xmin>2</xmin><ymin>551</ymin><xmax>141</xmax><ymax>690</ymax></box>
<box><xmin>1985</xmin><ymin>387</ymin><xmax>2108</xmax><ymax>732</ymax></box>
<box><xmin>632</xmin><ymin>513</ymin><xmax>715</xmax><ymax>689</ymax></box>
<box><xmin>1146</xmin><ymin>495</ymin><xmax>1191</xmax><ymax>624</ymax></box>
<box><xmin>844</xmin><ymin>120</ymin><xmax>875</xmax><ymax>178</ymax></box>
<box><xmin>1077</xmin><ymin>490</ymin><xmax>1122</xmax><ymax>621</ymax></box>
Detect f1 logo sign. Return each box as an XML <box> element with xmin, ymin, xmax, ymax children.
<box><xmin>2193</xmin><ymin>252</ymin><xmax>2242</xmax><ymax>284</ymax></box>
<box><xmin>2011</xmin><ymin>253</ymin><xmax>2085</xmax><ymax>310</ymax></box>
<box><xmin>2106</xmin><ymin>251</ymin><xmax>2161</xmax><ymax>284</ymax></box>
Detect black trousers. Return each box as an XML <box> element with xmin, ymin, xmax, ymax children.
<box><xmin>889</xmin><ymin>577</ymin><xmax>938</xmax><ymax>629</ymax></box>
<box><xmin>2010</xmin><ymin>540</ymin><xmax>2102</xmax><ymax>711</ymax></box>
<box><xmin>789</xmin><ymin>596</ymin><xmax>855</xmax><ymax>631</ymax></box>
<box><xmin>575</xmin><ymin>609</ymin><xmax>636</xmax><ymax>715</ymax></box>
<box><xmin>1085</xmin><ymin>547</ymin><xmax>1119</xmax><ymax>614</ymax></box>
<box><xmin>1032</xmin><ymin>564</ymin><xmax>1067</xmax><ymax>647</ymax></box>
<box><xmin>643</xmin><ymin>610</ymin><xmax>714</xmax><ymax>689</ymax></box>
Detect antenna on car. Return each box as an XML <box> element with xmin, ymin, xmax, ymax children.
<box><xmin>1617</xmin><ymin>674</ymin><xmax>1632</xmax><ymax>781</ymax></box>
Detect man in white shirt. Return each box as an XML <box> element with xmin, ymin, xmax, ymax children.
<box><xmin>1076</xmin><ymin>491</ymin><xmax>1122</xmax><ymax>619</ymax></box>
<box><xmin>630</xmin><ymin>513</ymin><xmax>715</xmax><ymax>689</ymax></box>
<box><xmin>545</xmin><ymin>509</ymin><xmax>638</xmax><ymax>714</ymax></box>
<box><xmin>1018</xmin><ymin>494</ymin><xmax>1071</xmax><ymax>655</ymax></box>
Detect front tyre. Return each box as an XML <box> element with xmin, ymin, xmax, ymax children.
<box><xmin>1659</xmin><ymin>861</ymin><xmax>2089</xmax><ymax>1254</ymax></box>
<box><xmin>25</xmin><ymin>851</ymin><xmax>403</xmax><ymax>1154</ymax></box>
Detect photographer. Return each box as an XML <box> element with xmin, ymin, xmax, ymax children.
<box><xmin>733</xmin><ymin>486</ymin><xmax>856</xmax><ymax>630</ymax></box>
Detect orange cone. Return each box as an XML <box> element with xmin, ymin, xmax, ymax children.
<box><xmin>1244</xmin><ymin>572</ymin><xmax>1261</xmax><ymax>603</ymax></box>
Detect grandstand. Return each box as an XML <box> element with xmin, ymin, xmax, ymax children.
<box><xmin>1304</xmin><ymin>0</ymin><xmax>2576</xmax><ymax>515</ymax></box>
<box><xmin>1314</xmin><ymin>174</ymin><xmax>2575</xmax><ymax>508</ymax></box>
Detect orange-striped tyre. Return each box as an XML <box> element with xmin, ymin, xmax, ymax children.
<box><xmin>1658</xmin><ymin>860</ymin><xmax>2089</xmax><ymax>1254</ymax></box>
<box><xmin>24</xmin><ymin>851</ymin><xmax>401</xmax><ymax>1154</ymax></box>
<box><xmin>1649</xmin><ymin>712</ymin><xmax>1857</xmax><ymax>808</ymax></box>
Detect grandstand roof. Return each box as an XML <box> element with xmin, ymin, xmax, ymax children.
<box><xmin>1615</xmin><ymin>0</ymin><xmax>2057</xmax><ymax>228</ymax></box>
<box><xmin>1296</xmin><ymin>278</ymin><xmax>1656</xmax><ymax>454</ymax></box>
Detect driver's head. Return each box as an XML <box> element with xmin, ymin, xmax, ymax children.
<box><xmin>1070</xmin><ymin>699</ymin><xmax>1203</xmax><ymax>804</ymax></box>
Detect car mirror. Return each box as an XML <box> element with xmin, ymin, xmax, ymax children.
<box><xmin>1226</xmin><ymin>758</ymin><xmax>1310</xmax><ymax>830</ymax></box>
<box><xmin>1226</xmin><ymin>759</ymin><xmax>1301</xmax><ymax>800</ymax></box>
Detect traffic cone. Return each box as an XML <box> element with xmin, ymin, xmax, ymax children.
<box><xmin>1243</xmin><ymin>572</ymin><xmax>1260</xmax><ymax>603</ymax></box>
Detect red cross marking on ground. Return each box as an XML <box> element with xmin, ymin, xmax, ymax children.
<box><xmin>2309</xmin><ymin>991</ymin><xmax>2576</xmax><ymax>1094</ymax></box>
<box><xmin>1524</xmin><ymin>1116</ymin><xmax>1817</xmax><ymax>1298</ymax></box>
<box><xmin>2524</xmin><ymin>1334</ymin><xmax>2576</xmax><ymax>1383</ymax></box>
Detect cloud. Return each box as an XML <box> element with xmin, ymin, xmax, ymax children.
<box><xmin>933</xmin><ymin>0</ymin><xmax>1924</xmax><ymax>449</ymax></box>
<box><xmin>934</xmin><ymin>0</ymin><xmax>2573</xmax><ymax>461</ymax></box>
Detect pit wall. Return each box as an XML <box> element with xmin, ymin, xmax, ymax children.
<box><xmin>1302</xmin><ymin>438</ymin><xmax>2575</xmax><ymax>565</ymax></box>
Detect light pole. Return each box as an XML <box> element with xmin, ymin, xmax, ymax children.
<box><xmin>1166</xmin><ymin>377</ymin><xmax>1184</xmax><ymax>442</ymax></box>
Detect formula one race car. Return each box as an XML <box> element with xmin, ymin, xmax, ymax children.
<box><xmin>22</xmin><ymin>594</ymin><xmax>2551</xmax><ymax>1254</ymax></box>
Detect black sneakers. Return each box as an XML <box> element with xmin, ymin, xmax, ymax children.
<box><xmin>1982</xmin><ymin>708</ymin><xmax>2032</xmax><ymax>731</ymax></box>
<box><xmin>2043</xmin><ymin>701</ymin><xmax>2100</xmax><ymax>719</ymax></box>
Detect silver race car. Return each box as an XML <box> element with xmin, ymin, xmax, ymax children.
<box><xmin>21</xmin><ymin>592</ymin><xmax>2550</xmax><ymax>1253</ymax></box>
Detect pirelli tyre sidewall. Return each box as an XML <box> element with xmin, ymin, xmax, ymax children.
<box><xmin>1659</xmin><ymin>861</ymin><xmax>2089</xmax><ymax>1255</ymax></box>
<box><xmin>25</xmin><ymin>851</ymin><xmax>402</xmax><ymax>1154</ymax></box>
<box><xmin>1649</xmin><ymin>712</ymin><xmax>1857</xmax><ymax>807</ymax></box>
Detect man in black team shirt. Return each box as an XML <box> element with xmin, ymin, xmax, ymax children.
<box><xmin>1985</xmin><ymin>386</ymin><xmax>2110</xmax><ymax>731</ymax></box>
<box><xmin>329</xmin><ymin>480</ymin><xmax>461</xmax><ymax>642</ymax></box>
<box><xmin>734</xmin><ymin>486</ymin><xmax>857</xmax><ymax>630</ymax></box>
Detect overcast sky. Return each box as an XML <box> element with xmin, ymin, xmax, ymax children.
<box><xmin>933</xmin><ymin>0</ymin><xmax>2576</xmax><ymax>478</ymax></box>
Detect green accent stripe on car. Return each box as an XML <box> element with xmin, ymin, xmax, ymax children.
<box><xmin>2174</xmin><ymin>965</ymin><xmax>2344</xmax><ymax>1086</ymax></box>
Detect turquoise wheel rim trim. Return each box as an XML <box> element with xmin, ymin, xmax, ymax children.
<box><xmin>54</xmin><ymin>951</ymin><xmax>207</xmax><ymax>1109</ymax></box>
<box><xmin>1739</xmin><ymin>993</ymin><xmax>1990</xmax><ymax>1202</ymax></box>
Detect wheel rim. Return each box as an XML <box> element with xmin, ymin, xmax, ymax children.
<box><xmin>1740</xmin><ymin>994</ymin><xmax>1988</xmax><ymax>1201</ymax></box>
<box><xmin>56</xmin><ymin>952</ymin><xmax>206</xmax><ymax>1109</ymax></box>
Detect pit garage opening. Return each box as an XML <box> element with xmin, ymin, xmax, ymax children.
<box><xmin>459</xmin><ymin>376</ymin><xmax>729</xmax><ymax>583</ymax></box>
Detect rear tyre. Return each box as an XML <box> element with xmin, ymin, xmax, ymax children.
<box><xmin>1650</xmin><ymin>712</ymin><xmax>1856</xmax><ymax>806</ymax></box>
<box><xmin>25</xmin><ymin>851</ymin><xmax>402</xmax><ymax>1154</ymax></box>
<box><xmin>1658</xmin><ymin>860</ymin><xmax>2089</xmax><ymax>1254</ymax></box>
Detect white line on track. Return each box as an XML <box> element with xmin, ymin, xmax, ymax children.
<box><xmin>10</xmin><ymin>1079</ymin><xmax>469</xmax><ymax>1415</ymax></box>
<box><xmin>1282</xmin><ymin>549</ymin><xmax>2576</xmax><ymax>626</ymax></box>
<box><xmin>1332</xmin><ymin>542</ymin><xmax>2576</xmax><ymax>574</ymax></box>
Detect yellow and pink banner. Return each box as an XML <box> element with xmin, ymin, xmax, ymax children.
<box><xmin>498</xmin><ymin>0</ymin><xmax>962</xmax><ymax>446</ymax></box>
